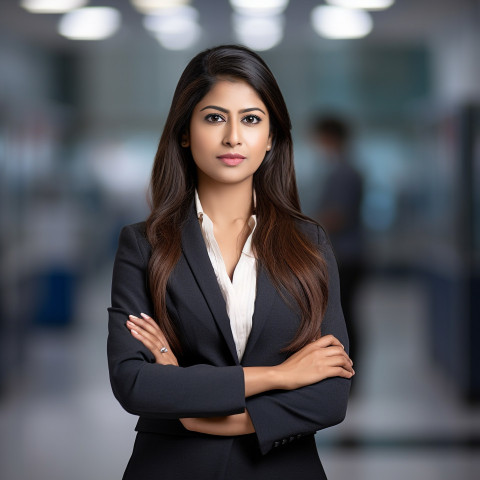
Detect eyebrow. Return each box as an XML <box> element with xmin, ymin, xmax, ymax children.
<box><xmin>199</xmin><ymin>105</ymin><xmax>266</xmax><ymax>115</ymax></box>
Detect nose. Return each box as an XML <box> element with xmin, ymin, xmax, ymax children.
<box><xmin>223</xmin><ymin>121</ymin><xmax>241</xmax><ymax>147</ymax></box>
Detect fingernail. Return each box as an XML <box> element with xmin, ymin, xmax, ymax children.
<box><xmin>129</xmin><ymin>315</ymin><xmax>138</xmax><ymax>319</ymax></box>
<box><xmin>131</xmin><ymin>329</ymin><xmax>139</xmax><ymax>335</ymax></box>
<box><xmin>126</xmin><ymin>320</ymin><xmax>134</xmax><ymax>326</ymax></box>
<box><xmin>140</xmin><ymin>313</ymin><xmax>149</xmax><ymax>319</ymax></box>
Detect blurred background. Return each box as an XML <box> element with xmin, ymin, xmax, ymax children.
<box><xmin>0</xmin><ymin>0</ymin><xmax>479</xmax><ymax>479</ymax></box>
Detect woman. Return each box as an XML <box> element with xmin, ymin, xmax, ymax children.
<box><xmin>107</xmin><ymin>44</ymin><xmax>354</xmax><ymax>480</ymax></box>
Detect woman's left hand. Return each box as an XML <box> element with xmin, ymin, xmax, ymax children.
<box><xmin>126</xmin><ymin>313</ymin><xmax>179</xmax><ymax>366</ymax></box>
<box><xmin>127</xmin><ymin>313</ymin><xmax>253</xmax><ymax>436</ymax></box>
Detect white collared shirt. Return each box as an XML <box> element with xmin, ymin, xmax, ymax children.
<box><xmin>195</xmin><ymin>191</ymin><xmax>257</xmax><ymax>361</ymax></box>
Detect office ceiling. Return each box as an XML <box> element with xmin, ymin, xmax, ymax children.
<box><xmin>0</xmin><ymin>0</ymin><xmax>475</xmax><ymax>51</ymax></box>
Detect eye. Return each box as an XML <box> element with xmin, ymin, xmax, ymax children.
<box><xmin>205</xmin><ymin>113</ymin><xmax>225</xmax><ymax>123</ymax></box>
<box><xmin>242</xmin><ymin>114</ymin><xmax>261</xmax><ymax>125</ymax></box>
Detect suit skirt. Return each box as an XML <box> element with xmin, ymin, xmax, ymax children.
<box><xmin>122</xmin><ymin>431</ymin><xmax>327</xmax><ymax>480</ymax></box>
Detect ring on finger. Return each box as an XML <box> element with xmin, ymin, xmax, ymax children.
<box><xmin>160</xmin><ymin>347</ymin><xmax>168</xmax><ymax>353</ymax></box>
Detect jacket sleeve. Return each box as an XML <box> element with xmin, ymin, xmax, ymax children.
<box><xmin>107</xmin><ymin>224</ymin><xmax>246</xmax><ymax>419</ymax></box>
<box><xmin>246</xmin><ymin>225</ymin><xmax>351</xmax><ymax>455</ymax></box>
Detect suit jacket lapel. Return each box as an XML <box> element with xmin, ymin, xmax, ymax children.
<box><xmin>180</xmin><ymin>203</ymin><xmax>240</xmax><ymax>365</ymax></box>
<box><xmin>242</xmin><ymin>264</ymin><xmax>276</xmax><ymax>360</ymax></box>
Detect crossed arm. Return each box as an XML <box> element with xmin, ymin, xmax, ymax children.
<box><xmin>126</xmin><ymin>312</ymin><xmax>354</xmax><ymax>436</ymax></box>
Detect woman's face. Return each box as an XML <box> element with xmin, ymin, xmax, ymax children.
<box><xmin>185</xmin><ymin>79</ymin><xmax>272</xmax><ymax>188</ymax></box>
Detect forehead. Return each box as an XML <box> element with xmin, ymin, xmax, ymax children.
<box><xmin>195</xmin><ymin>79</ymin><xmax>267</xmax><ymax>111</ymax></box>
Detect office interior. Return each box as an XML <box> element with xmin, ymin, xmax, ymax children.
<box><xmin>0</xmin><ymin>1</ymin><xmax>479</xmax><ymax>479</ymax></box>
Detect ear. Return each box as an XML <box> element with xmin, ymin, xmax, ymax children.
<box><xmin>266</xmin><ymin>133</ymin><xmax>273</xmax><ymax>151</ymax></box>
<box><xmin>181</xmin><ymin>133</ymin><xmax>190</xmax><ymax>148</ymax></box>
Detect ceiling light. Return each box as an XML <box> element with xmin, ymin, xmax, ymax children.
<box><xmin>58</xmin><ymin>7</ymin><xmax>121</xmax><ymax>40</ymax></box>
<box><xmin>21</xmin><ymin>0</ymin><xmax>87</xmax><ymax>14</ymax></box>
<box><xmin>131</xmin><ymin>0</ymin><xmax>190</xmax><ymax>14</ymax></box>
<box><xmin>230</xmin><ymin>0</ymin><xmax>289</xmax><ymax>16</ymax></box>
<box><xmin>233</xmin><ymin>13</ymin><xmax>284</xmax><ymax>51</ymax></box>
<box><xmin>143</xmin><ymin>5</ymin><xmax>198</xmax><ymax>33</ymax></box>
<box><xmin>326</xmin><ymin>0</ymin><xmax>395</xmax><ymax>10</ymax></box>
<box><xmin>154</xmin><ymin>25</ymin><xmax>201</xmax><ymax>50</ymax></box>
<box><xmin>311</xmin><ymin>5</ymin><xmax>373</xmax><ymax>39</ymax></box>
<box><xmin>144</xmin><ymin>6</ymin><xmax>201</xmax><ymax>50</ymax></box>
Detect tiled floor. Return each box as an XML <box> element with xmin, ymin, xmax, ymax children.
<box><xmin>1</xmin><ymin>269</ymin><xmax>479</xmax><ymax>479</ymax></box>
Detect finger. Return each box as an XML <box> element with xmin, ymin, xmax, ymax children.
<box><xmin>130</xmin><ymin>327</ymin><xmax>158</xmax><ymax>354</ymax></box>
<box><xmin>322</xmin><ymin>346</ymin><xmax>353</xmax><ymax>363</ymax></box>
<box><xmin>330</xmin><ymin>366</ymin><xmax>355</xmax><ymax>379</ymax></box>
<box><xmin>126</xmin><ymin>318</ymin><xmax>153</xmax><ymax>338</ymax></box>
<box><xmin>320</xmin><ymin>345</ymin><xmax>344</xmax><ymax>356</ymax></box>
<box><xmin>129</xmin><ymin>315</ymin><xmax>169</xmax><ymax>346</ymax></box>
<box><xmin>315</xmin><ymin>334</ymin><xmax>344</xmax><ymax>349</ymax></box>
<box><xmin>127</xmin><ymin>320</ymin><xmax>167</xmax><ymax>350</ymax></box>
<box><xmin>140</xmin><ymin>312</ymin><xmax>161</xmax><ymax>329</ymax></box>
<box><xmin>129</xmin><ymin>314</ymin><xmax>162</xmax><ymax>336</ymax></box>
<box><xmin>129</xmin><ymin>328</ymin><xmax>177</xmax><ymax>365</ymax></box>
<box><xmin>126</xmin><ymin>318</ymin><xmax>178</xmax><ymax>366</ymax></box>
<box><xmin>325</xmin><ymin>354</ymin><xmax>355</xmax><ymax>373</ymax></box>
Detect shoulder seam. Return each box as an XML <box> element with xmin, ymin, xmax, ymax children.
<box><xmin>125</xmin><ymin>224</ymin><xmax>148</xmax><ymax>267</ymax></box>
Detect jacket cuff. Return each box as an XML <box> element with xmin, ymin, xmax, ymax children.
<box><xmin>246</xmin><ymin>394</ymin><xmax>316</xmax><ymax>455</ymax></box>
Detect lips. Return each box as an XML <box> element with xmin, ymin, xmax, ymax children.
<box><xmin>217</xmin><ymin>153</ymin><xmax>246</xmax><ymax>166</ymax></box>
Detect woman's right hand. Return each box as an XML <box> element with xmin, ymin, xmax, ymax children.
<box><xmin>126</xmin><ymin>313</ymin><xmax>179</xmax><ymax>366</ymax></box>
<box><xmin>275</xmin><ymin>335</ymin><xmax>354</xmax><ymax>390</ymax></box>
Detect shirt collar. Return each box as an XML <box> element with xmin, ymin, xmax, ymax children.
<box><xmin>194</xmin><ymin>189</ymin><xmax>204</xmax><ymax>220</ymax></box>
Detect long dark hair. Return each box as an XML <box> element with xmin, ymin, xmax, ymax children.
<box><xmin>146</xmin><ymin>45</ymin><xmax>328</xmax><ymax>354</ymax></box>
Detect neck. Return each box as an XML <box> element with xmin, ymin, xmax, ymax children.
<box><xmin>197</xmin><ymin>180</ymin><xmax>254</xmax><ymax>226</ymax></box>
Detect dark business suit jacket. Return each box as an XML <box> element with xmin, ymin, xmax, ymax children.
<box><xmin>107</xmin><ymin>202</ymin><xmax>350</xmax><ymax>480</ymax></box>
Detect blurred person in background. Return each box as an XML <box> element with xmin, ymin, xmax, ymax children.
<box><xmin>312</xmin><ymin>115</ymin><xmax>365</xmax><ymax>377</ymax></box>
<box><xmin>107</xmin><ymin>45</ymin><xmax>354</xmax><ymax>480</ymax></box>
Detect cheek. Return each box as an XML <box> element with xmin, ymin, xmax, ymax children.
<box><xmin>190</xmin><ymin>129</ymin><xmax>212</xmax><ymax>158</ymax></box>
<box><xmin>250</xmin><ymin>130</ymin><xmax>271</xmax><ymax>154</ymax></box>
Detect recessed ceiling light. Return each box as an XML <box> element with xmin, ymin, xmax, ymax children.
<box><xmin>326</xmin><ymin>0</ymin><xmax>395</xmax><ymax>10</ymax></box>
<box><xmin>144</xmin><ymin>6</ymin><xmax>201</xmax><ymax>50</ymax></box>
<box><xmin>233</xmin><ymin>13</ymin><xmax>284</xmax><ymax>51</ymax></box>
<box><xmin>311</xmin><ymin>5</ymin><xmax>373</xmax><ymax>39</ymax></box>
<box><xmin>143</xmin><ymin>5</ymin><xmax>198</xmax><ymax>33</ymax></box>
<box><xmin>154</xmin><ymin>25</ymin><xmax>201</xmax><ymax>50</ymax></box>
<box><xmin>58</xmin><ymin>7</ymin><xmax>121</xmax><ymax>40</ymax></box>
<box><xmin>230</xmin><ymin>0</ymin><xmax>289</xmax><ymax>17</ymax></box>
<box><xmin>131</xmin><ymin>0</ymin><xmax>190</xmax><ymax>14</ymax></box>
<box><xmin>21</xmin><ymin>0</ymin><xmax>87</xmax><ymax>14</ymax></box>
